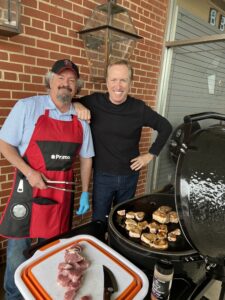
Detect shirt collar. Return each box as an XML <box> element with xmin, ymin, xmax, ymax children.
<box><xmin>47</xmin><ymin>95</ymin><xmax>76</xmax><ymax>116</ymax></box>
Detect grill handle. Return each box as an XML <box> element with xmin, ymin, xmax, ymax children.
<box><xmin>184</xmin><ymin>112</ymin><xmax>225</xmax><ymax>123</ymax></box>
<box><xmin>181</xmin><ymin>112</ymin><xmax>225</xmax><ymax>150</ymax></box>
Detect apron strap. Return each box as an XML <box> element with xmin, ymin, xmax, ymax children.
<box><xmin>44</xmin><ymin>109</ymin><xmax>50</xmax><ymax>117</ymax></box>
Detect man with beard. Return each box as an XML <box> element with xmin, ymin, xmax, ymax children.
<box><xmin>0</xmin><ymin>59</ymin><xmax>94</xmax><ymax>300</ymax></box>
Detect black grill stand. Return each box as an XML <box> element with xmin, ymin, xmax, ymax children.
<box><xmin>188</xmin><ymin>259</ymin><xmax>225</xmax><ymax>300</ymax></box>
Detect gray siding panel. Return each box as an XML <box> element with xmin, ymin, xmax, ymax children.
<box><xmin>153</xmin><ymin>7</ymin><xmax>225</xmax><ymax>190</ymax></box>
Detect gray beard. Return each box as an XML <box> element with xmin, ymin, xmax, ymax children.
<box><xmin>56</xmin><ymin>94</ymin><xmax>72</xmax><ymax>104</ymax></box>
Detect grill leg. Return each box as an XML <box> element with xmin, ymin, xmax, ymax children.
<box><xmin>219</xmin><ymin>282</ymin><xmax>225</xmax><ymax>300</ymax></box>
<box><xmin>187</xmin><ymin>276</ymin><xmax>211</xmax><ymax>300</ymax></box>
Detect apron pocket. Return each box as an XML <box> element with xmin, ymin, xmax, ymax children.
<box><xmin>0</xmin><ymin>200</ymin><xmax>32</xmax><ymax>237</ymax></box>
<box><xmin>33</xmin><ymin>197</ymin><xmax>58</xmax><ymax>205</ymax></box>
<box><xmin>30</xmin><ymin>201</ymin><xmax>59</xmax><ymax>238</ymax></box>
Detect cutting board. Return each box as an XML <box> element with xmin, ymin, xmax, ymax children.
<box><xmin>15</xmin><ymin>235</ymin><xmax>149</xmax><ymax>300</ymax></box>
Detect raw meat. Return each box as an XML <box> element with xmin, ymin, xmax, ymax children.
<box><xmin>57</xmin><ymin>243</ymin><xmax>90</xmax><ymax>300</ymax></box>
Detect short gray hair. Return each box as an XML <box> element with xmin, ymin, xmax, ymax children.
<box><xmin>44</xmin><ymin>71</ymin><xmax>83</xmax><ymax>94</ymax></box>
<box><xmin>106</xmin><ymin>60</ymin><xmax>133</xmax><ymax>82</ymax></box>
<box><xmin>44</xmin><ymin>71</ymin><xmax>54</xmax><ymax>90</ymax></box>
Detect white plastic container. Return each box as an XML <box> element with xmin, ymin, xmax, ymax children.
<box><xmin>15</xmin><ymin>234</ymin><xmax>149</xmax><ymax>300</ymax></box>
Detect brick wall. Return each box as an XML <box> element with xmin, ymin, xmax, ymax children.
<box><xmin>0</xmin><ymin>0</ymin><xmax>169</xmax><ymax>263</ymax></box>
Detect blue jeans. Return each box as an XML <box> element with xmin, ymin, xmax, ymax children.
<box><xmin>92</xmin><ymin>171</ymin><xmax>139</xmax><ymax>223</ymax></box>
<box><xmin>4</xmin><ymin>238</ymin><xmax>45</xmax><ymax>300</ymax></box>
<box><xmin>4</xmin><ymin>238</ymin><xmax>32</xmax><ymax>300</ymax></box>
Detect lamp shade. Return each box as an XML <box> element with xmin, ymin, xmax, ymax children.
<box><xmin>0</xmin><ymin>0</ymin><xmax>21</xmax><ymax>36</ymax></box>
<box><xmin>78</xmin><ymin>0</ymin><xmax>142</xmax><ymax>82</ymax></box>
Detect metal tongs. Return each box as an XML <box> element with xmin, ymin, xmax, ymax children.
<box><xmin>43</xmin><ymin>176</ymin><xmax>75</xmax><ymax>192</ymax></box>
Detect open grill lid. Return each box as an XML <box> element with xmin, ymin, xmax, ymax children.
<box><xmin>175</xmin><ymin>112</ymin><xmax>225</xmax><ymax>260</ymax></box>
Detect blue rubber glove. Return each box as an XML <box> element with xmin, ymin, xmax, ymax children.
<box><xmin>76</xmin><ymin>192</ymin><xmax>90</xmax><ymax>215</ymax></box>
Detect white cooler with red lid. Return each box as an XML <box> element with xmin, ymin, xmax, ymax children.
<box><xmin>15</xmin><ymin>234</ymin><xmax>149</xmax><ymax>300</ymax></box>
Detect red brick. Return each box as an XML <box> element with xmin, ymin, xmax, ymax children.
<box><xmin>32</xmin><ymin>76</ymin><xmax>43</xmax><ymax>84</ymax></box>
<box><xmin>63</xmin><ymin>11</ymin><xmax>78</xmax><ymax>21</ymax></box>
<box><xmin>22</xmin><ymin>0</ymin><xmax>37</xmax><ymax>8</ymax></box>
<box><xmin>71</xmin><ymin>38</ymin><xmax>83</xmax><ymax>48</ymax></box>
<box><xmin>60</xmin><ymin>45</ymin><xmax>80</xmax><ymax>56</ymax></box>
<box><xmin>71</xmin><ymin>5</ymin><xmax>91</xmax><ymax>17</ymax></box>
<box><xmin>0</xmin><ymin>109</ymin><xmax>10</xmax><ymax>116</ymax></box>
<box><xmin>8</xmin><ymin>174</ymin><xmax>14</xmax><ymax>181</ymax></box>
<box><xmin>0</xmin><ymin>51</ymin><xmax>8</xmax><ymax>60</ymax></box>
<box><xmin>36</xmin><ymin>58</ymin><xmax>53</xmax><ymax>68</ymax></box>
<box><xmin>39</xmin><ymin>2</ymin><xmax>62</xmax><ymax>16</ymax></box>
<box><xmin>0</xmin><ymin>91</ymin><xmax>11</xmax><ymax>99</ymax></box>
<box><xmin>0</xmin><ymin>81</ymin><xmax>23</xmax><ymax>90</ymax></box>
<box><xmin>36</xmin><ymin>40</ymin><xmax>59</xmax><ymax>52</ymax></box>
<box><xmin>72</xmin><ymin>21</ymin><xmax>84</xmax><ymax>31</ymax></box>
<box><xmin>12</xmin><ymin>91</ymin><xmax>36</xmax><ymax>99</ymax></box>
<box><xmin>0</xmin><ymin>186</ymin><xmax>12</xmax><ymax>198</ymax></box>
<box><xmin>23</xmin><ymin>7</ymin><xmax>49</xmax><ymax>21</ymax></box>
<box><xmin>24</xmin><ymin>65</ymin><xmax>46</xmax><ymax>75</ymax></box>
<box><xmin>72</xmin><ymin>0</ymin><xmax>83</xmax><ymax>6</ymax></box>
<box><xmin>25</xmin><ymin>27</ymin><xmax>50</xmax><ymax>39</ymax></box>
<box><xmin>24</xmin><ymin>83</ymin><xmax>46</xmax><ymax>93</ymax></box>
<box><xmin>0</xmin><ymin>175</ymin><xmax>6</xmax><ymax>182</ymax></box>
<box><xmin>51</xmin><ymin>0</ymin><xmax>73</xmax><ymax>10</ymax></box>
<box><xmin>50</xmin><ymin>15</ymin><xmax>71</xmax><ymax>28</ymax></box>
<box><xmin>1</xmin><ymin>196</ymin><xmax>10</xmax><ymax>205</ymax></box>
<box><xmin>57</xmin><ymin>26</ymin><xmax>68</xmax><ymax>36</ymax></box>
<box><xmin>84</xmin><ymin>1</ymin><xmax>97</xmax><ymax>10</ymax></box>
<box><xmin>0</xmin><ymin>41</ymin><xmax>23</xmax><ymax>53</ymax></box>
<box><xmin>1</xmin><ymin>100</ymin><xmax>15</xmax><ymax>108</ymax></box>
<box><xmin>2</xmin><ymin>182</ymin><xmax>12</xmax><ymax>190</ymax></box>
<box><xmin>0</xmin><ymin>162</ymin><xmax>13</xmax><ymax>171</ymax></box>
<box><xmin>10</xmin><ymin>54</ymin><xmax>36</xmax><ymax>65</ymax></box>
<box><xmin>32</xmin><ymin>19</ymin><xmax>44</xmax><ymax>30</ymax></box>
<box><xmin>19</xmin><ymin>74</ymin><xmax>31</xmax><ymax>82</ymax></box>
<box><xmin>20</xmin><ymin>15</ymin><xmax>31</xmax><ymax>26</ymax></box>
<box><xmin>51</xmin><ymin>33</ymin><xmax>71</xmax><ymax>45</ymax></box>
<box><xmin>45</xmin><ymin>22</ymin><xmax>56</xmax><ymax>32</ymax></box>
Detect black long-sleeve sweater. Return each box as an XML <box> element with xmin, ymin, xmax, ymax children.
<box><xmin>79</xmin><ymin>93</ymin><xmax>172</xmax><ymax>175</ymax></box>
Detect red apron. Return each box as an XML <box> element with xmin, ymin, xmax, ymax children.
<box><xmin>0</xmin><ymin>110</ymin><xmax>83</xmax><ymax>239</ymax></box>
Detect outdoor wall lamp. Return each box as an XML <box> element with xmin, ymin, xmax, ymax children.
<box><xmin>0</xmin><ymin>0</ymin><xmax>21</xmax><ymax>36</ymax></box>
<box><xmin>78</xmin><ymin>0</ymin><xmax>142</xmax><ymax>82</ymax></box>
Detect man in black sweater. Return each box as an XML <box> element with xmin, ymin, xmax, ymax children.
<box><xmin>76</xmin><ymin>60</ymin><xmax>172</xmax><ymax>223</ymax></box>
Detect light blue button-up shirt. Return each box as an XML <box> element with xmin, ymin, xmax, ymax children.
<box><xmin>0</xmin><ymin>95</ymin><xmax>94</xmax><ymax>158</ymax></box>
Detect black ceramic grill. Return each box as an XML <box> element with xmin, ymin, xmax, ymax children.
<box><xmin>108</xmin><ymin>112</ymin><xmax>225</xmax><ymax>299</ymax></box>
<box><xmin>175</xmin><ymin>112</ymin><xmax>225</xmax><ymax>299</ymax></box>
<box><xmin>176</xmin><ymin>112</ymin><xmax>225</xmax><ymax>260</ymax></box>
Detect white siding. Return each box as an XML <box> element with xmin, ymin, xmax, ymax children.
<box><xmin>150</xmin><ymin>8</ymin><xmax>225</xmax><ymax>190</ymax></box>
